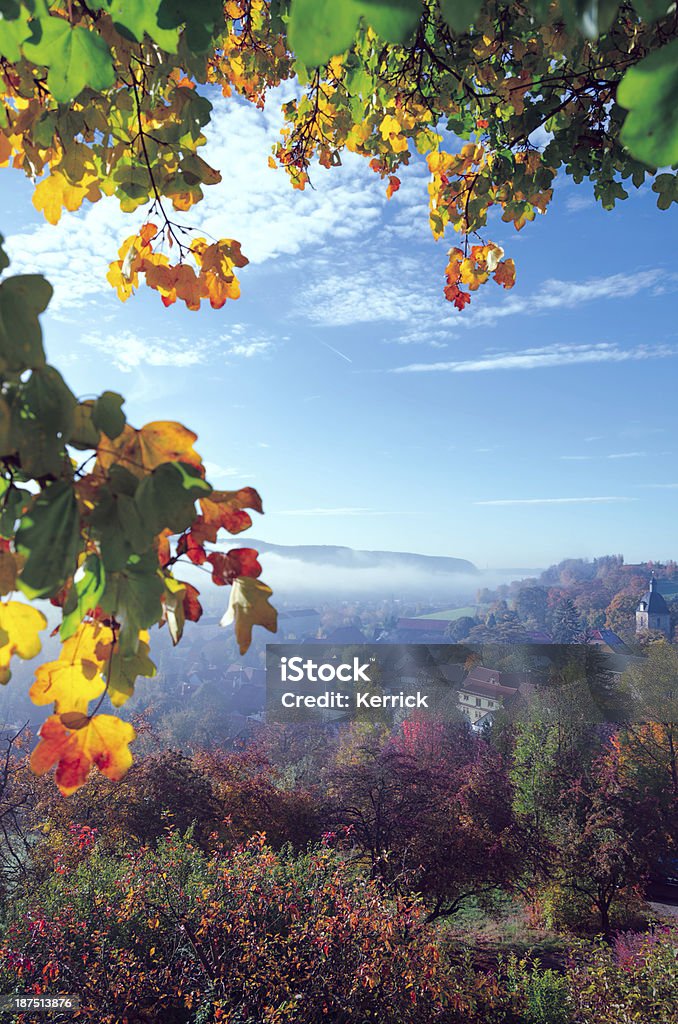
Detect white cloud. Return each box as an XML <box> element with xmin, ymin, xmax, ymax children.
<box><xmin>226</xmin><ymin>340</ymin><xmax>274</xmax><ymax>358</ymax></box>
<box><xmin>295</xmin><ymin>253</ymin><xmax>435</xmax><ymax>326</ymax></box>
<box><xmin>606</xmin><ymin>451</ymin><xmax>648</xmax><ymax>460</ymax></box>
<box><xmin>565</xmin><ymin>194</ymin><xmax>595</xmax><ymax>213</ymax></box>
<box><xmin>296</xmin><ymin>253</ymin><xmax>675</xmax><ymax>335</ymax></box>
<box><xmin>560</xmin><ymin>451</ymin><xmax>649</xmax><ymax>461</ymax></box>
<box><xmin>203</xmin><ymin>461</ymin><xmax>246</xmax><ymax>480</ymax></box>
<box><xmin>455</xmin><ymin>269</ymin><xmax>671</xmax><ymax>331</ymax></box>
<box><xmin>80</xmin><ymin>330</ymin><xmax>208</xmax><ymax>372</ymax></box>
<box><xmin>390</xmin><ymin>342</ymin><xmax>676</xmax><ymax>374</ymax></box>
<box><xmin>474</xmin><ymin>496</ymin><xmax>636</xmax><ymax>506</ymax></box>
<box><xmin>5</xmin><ymin>89</ymin><xmax>386</xmax><ymax>310</ymax></box>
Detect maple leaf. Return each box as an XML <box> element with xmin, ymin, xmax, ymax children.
<box><xmin>30</xmin><ymin>622</ymin><xmax>113</xmax><ymax>714</ymax></box>
<box><xmin>206</xmin><ymin>548</ymin><xmax>262</xmax><ymax>586</ymax></box>
<box><xmin>386</xmin><ymin>175</ymin><xmax>400</xmax><ymax>199</ymax></box>
<box><xmin>32</xmin><ymin>172</ymin><xmax>97</xmax><ymax>225</ymax></box>
<box><xmin>0</xmin><ymin>601</ymin><xmax>47</xmax><ymax>684</ymax></box>
<box><xmin>181</xmin><ymin>581</ymin><xmax>203</xmax><ymax>622</ymax></box>
<box><xmin>451</xmin><ymin>288</ymin><xmax>471</xmax><ymax>310</ymax></box>
<box><xmin>220</xmin><ymin>576</ymin><xmax>277</xmax><ymax>655</ymax></box>
<box><xmin>30</xmin><ymin>714</ymin><xmax>136</xmax><ymax>796</ymax></box>
<box><xmin>163</xmin><ymin>578</ymin><xmax>186</xmax><ymax>645</ymax></box>
<box><xmin>192</xmin><ymin>487</ymin><xmax>264</xmax><ymax>544</ymax></box>
<box><xmin>494</xmin><ymin>259</ymin><xmax>516</xmax><ymax>289</ymax></box>
<box><xmin>104</xmin><ymin>631</ymin><xmax>156</xmax><ymax>707</ymax></box>
<box><xmin>96</xmin><ymin>421</ymin><xmax>203</xmax><ymax>479</ymax></box>
<box><xmin>176</xmin><ymin>531</ymin><xmax>207</xmax><ymax>564</ymax></box>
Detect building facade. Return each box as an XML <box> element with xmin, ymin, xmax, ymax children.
<box><xmin>636</xmin><ymin>577</ymin><xmax>671</xmax><ymax>637</ymax></box>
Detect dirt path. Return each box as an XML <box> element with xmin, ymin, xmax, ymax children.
<box><xmin>648</xmin><ymin>900</ymin><xmax>678</xmax><ymax>920</ymax></box>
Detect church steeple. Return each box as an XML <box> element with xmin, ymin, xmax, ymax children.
<box><xmin>636</xmin><ymin>574</ymin><xmax>670</xmax><ymax>637</ymax></box>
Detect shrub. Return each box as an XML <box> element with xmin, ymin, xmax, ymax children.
<box><xmin>567</xmin><ymin>929</ymin><xmax>678</xmax><ymax>1024</ymax></box>
<box><xmin>0</xmin><ymin>832</ymin><xmax>462</xmax><ymax>1023</ymax></box>
<box><xmin>501</xmin><ymin>955</ymin><xmax>573</xmax><ymax>1024</ymax></box>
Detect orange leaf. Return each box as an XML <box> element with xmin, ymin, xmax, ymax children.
<box><xmin>30</xmin><ymin>714</ymin><xmax>136</xmax><ymax>796</ymax></box>
<box><xmin>494</xmin><ymin>259</ymin><xmax>516</xmax><ymax>289</ymax></box>
<box><xmin>192</xmin><ymin>487</ymin><xmax>263</xmax><ymax>544</ymax></box>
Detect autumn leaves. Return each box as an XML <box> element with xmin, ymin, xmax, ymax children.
<box><xmin>0</xmin><ymin>282</ymin><xmax>277</xmax><ymax>794</ymax></box>
<box><xmin>107</xmin><ymin>223</ymin><xmax>249</xmax><ymax>310</ymax></box>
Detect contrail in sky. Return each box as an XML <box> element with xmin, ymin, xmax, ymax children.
<box><xmin>322</xmin><ymin>341</ymin><xmax>353</xmax><ymax>363</ymax></box>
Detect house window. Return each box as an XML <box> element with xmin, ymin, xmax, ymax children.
<box><xmin>475</xmin><ymin>697</ymin><xmax>481</xmax><ymax>706</ymax></box>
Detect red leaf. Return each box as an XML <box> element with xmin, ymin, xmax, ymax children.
<box><xmin>181</xmin><ymin>582</ymin><xmax>203</xmax><ymax>622</ymax></box>
<box><xmin>206</xmin><ymin>548</ymin><xmax>262</xmax><ymax>586</ymax></box>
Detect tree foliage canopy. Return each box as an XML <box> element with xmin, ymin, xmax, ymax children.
<box><xmin>0</xmin><ymin>0</ymin><xmax>676</xmax><ymax>792</ymax></box>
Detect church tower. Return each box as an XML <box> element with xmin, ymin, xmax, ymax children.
<box><xmin>636</xmin><ymin>575</ymin><xmax>671</xmax><ymax>637</ymax></box>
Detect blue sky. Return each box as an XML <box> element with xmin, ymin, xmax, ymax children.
<box><xmin>2</xmin><ymin>87</ymin><xmax>677</xmax><ymax>570</ymax></box>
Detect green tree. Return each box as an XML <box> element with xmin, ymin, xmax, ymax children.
<box><xmin>549</xmin><ymin>598</ymin><xmax>582</xmax><ymax>643</ymax></box>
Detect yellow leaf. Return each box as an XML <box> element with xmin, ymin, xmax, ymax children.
<box><xmin>32</xmin><ymin>172</ymin><xmax>91</xmax><ymax>225</ymax></box>
<box><xmin>96</xmin><ymin>421</ymin><xmax>203</xmax><ymax>479</ymax></box>
<box><xmin>0</xmin><ymin>601</ymin><xmax>47</xmax><ymax>684</ymax></box>
<box><xmin>30</xmin><ymin>713</ymin><xmax>136</xmax><ymax>796</ymax></box>
<box><xmin>220</xmin><ymin>576</ymin><xmax>277</xmax><ymax>655</ymax></box>
<box><xmin>30</xmin><ymin>622</ymin><xmax>113</xmax><ymax>714</ymax></box>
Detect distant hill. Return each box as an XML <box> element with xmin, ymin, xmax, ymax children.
<box><xmin>243</xmin><ymin>539</ymin><xmax>478</xmax><ymax>576</ymax></box>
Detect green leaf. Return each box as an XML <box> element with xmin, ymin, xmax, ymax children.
<box><xmin>92</xmin><ymin>390</ymin><xmax>126</xmax><ymax>440</ymax></box>
<box><xmin>0</xmin><ymin>235</ymin><xmax>9</xmax><ymax>274</ymax></box>
<box><xmin>106</xmin><ymin>0</ymin><xmax>180</xmax><ymax>51</ymax></box>
<box><xmin>16</xmin><ymin>480</ymin><xmax>81</xmax><ymax>600</ymax></box>
<box><xmin>104</xmin><ymin>633</ymin><xmax>156</xmax><ymax>707</ymax></box>
<box><xmin>288</xmin><ymin>0</ymin><xmax>420</xmax><ymax>66</ymax></box>
<box><xmin>360</xmin><ymin>0</ymin><xmax>422</xmax><ymax>42</ymax></box>
<box><xmin>60</xmin><ymin>553</ymin><xmax>106</xmax><ymax>640</ymax></box>
<box><xmin>87</xmin><ymin>467</ymin><xmax>154</xmax><ymax>572</ymax></box>
<box><xmin>0</xmin><ymin>397</ymin><xmax>11</xmax><ymax>457</ymax></box>
<box><xmin>0</xmin><ymin>3</ymin><xmax>31</xmax><ymax>62</ymax></box>
<box><xmin>0</xmin><ymin>274</ymin><xmax>52</xmax><ymax>373</ymax></box>
<box><xmin>652</xmin><ymin>172</ymin><xmax>678</xmax><ymax>210</ymax></box>
<box><xmin>618</xmin><ymin>39</ymin><xmax>678</xmax><ymax>167</ymax></box>
<box><xmin>135</xmin><ymin>461</ymin><xmax>211</xmax><ymax>536</ymax></box>
<box><xmin>69</xmin><ymin>401</ymin><xmax>100</xmax><ymax>450</ymax></box>
<box><xmin>100</xmin><ymin>551</ymin><xmax>164</xmax><ymax>657</ymax></box>
<box><xmin>439</xmin><ymin>0</ymin><xmax>481</xmax><ymax>34</ymax></box>
<box><xmin>157</xmin><ymin>0</ymin><xmax>225</xmax><ymax>52</ymax></box>
<box><xmin>0</xmin><ymin>482</ymin><xmax>29</xmax><ymax>539</ymax></box>
<box><xmin>559</xmin><ymin>0</ymin><xmax>620</xmax><ymax>37</ymax></box>
<box><xmin>23</xmin><ymin>18</ymin><xmax>115</xmax><ymax>104</ymax></box>
<box><xmin>15</xmin><ymin>364</ymin><xmax>77</xmax><ymax>477</ymax></box>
